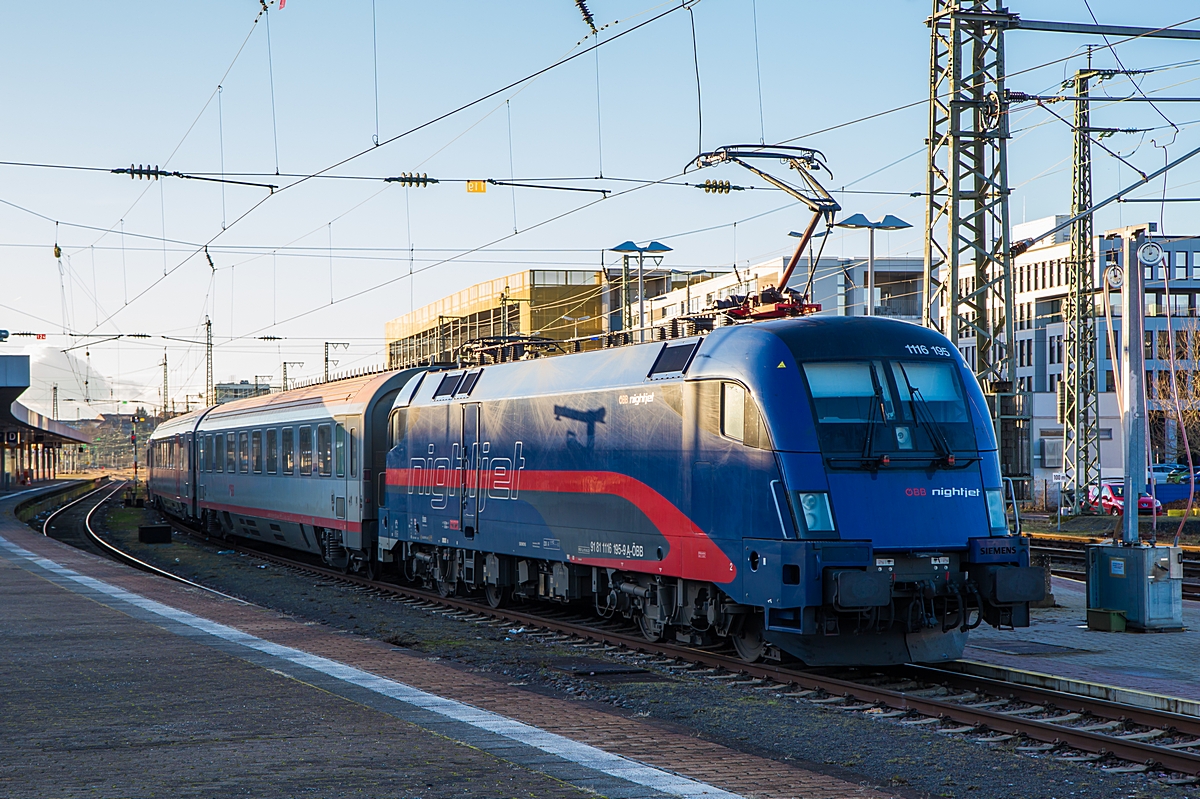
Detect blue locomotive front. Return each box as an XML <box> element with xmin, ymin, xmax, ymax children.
<box><xmin>381</xmin><ymin>316</ymin><xmax>1043</xmax><ymax>666</ymax></box>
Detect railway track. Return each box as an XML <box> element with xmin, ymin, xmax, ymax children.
<box><xmin>42</xmin><ymin>481</ymin><xmax>247</xmax><ymax>605</ymax></box>
<box><xmin>1029</xmin><ymin>533</ymin><xmax>1200</xmax><ymax>599</ymax></box>
<box><xmin>62</xmin><ymin>495</ymin><xmax>1200</xmax><ymax>783</ymax></box>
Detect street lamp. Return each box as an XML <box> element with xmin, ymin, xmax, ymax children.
<box><xmin>563</xmin><ymin>315</ymin><xmax>591</xmax><ymax>340</ymax></box>
<box><xmin>835</xmin><ymin>213</ymin><xmax>911</xmax><ymax>317</ymax></box>
<box><xmin>610</xmin><ymin>240</ymin><xmax>672</xmax><ymax>342</ymax></box>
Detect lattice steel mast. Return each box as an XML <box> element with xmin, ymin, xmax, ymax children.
<box><xmin>923</xmin><ymin>0</ymin><xmax>1023</xmax><ymax>486</ymax></box>
<box><xmin>1062</xmin><ymin>53</ymin><xmax>1102</xmax><ymax>511</ymax></box>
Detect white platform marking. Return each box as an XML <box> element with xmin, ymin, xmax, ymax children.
<box><xmin>0</xmin><ymin>534</ymin><xmax>742</xmax><ymax>799</ymax></box>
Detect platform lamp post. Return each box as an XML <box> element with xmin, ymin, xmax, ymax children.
<box><xmin>564</xmin><ymin>315</ymin><xmax>591</xmax><ymax>340</ymax></box>
<box><xmin>835</xmin><ymin>214</ymin><xmax>911</xmax><ymax>317</ymax></box>
<box><xmin>610</xmin><ymin>241</ymin><xmax>672</xmax><ymax>342</ymax></box>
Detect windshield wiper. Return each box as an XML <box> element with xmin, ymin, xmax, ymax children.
<box><xmin>896</xmin><ymin>363</ymin><xmax>955</xmax><ymax>465</ymax></box>
<box><xmin>861</xmin><ymin>371</ymin><xmax>889</xmax><ymax>467</ymax></box>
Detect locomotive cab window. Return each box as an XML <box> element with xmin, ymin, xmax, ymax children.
<box><xmin>317</xmin><ymin>424</ymin><xmax>332</xmax><ymax>476</ymax></box>
<box><xmin>388</xmin><ymin>409</ymin><xmax>407</xmax><ymax>447</ymax></box>
<box><xmin>721</xmin><ymin>382</ymin><xmax>746</xmax><ymax>441</ymax></box>
<box><xmin>801</xmin><ymin>359</ymin><xmax>976</xmax><ymax>459</ymax></box>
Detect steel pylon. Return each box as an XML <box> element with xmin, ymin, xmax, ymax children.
<box><xmin>923</xmin><ymin>0</ymin><xmax>1028</xmax><ymax>491</ymax></box>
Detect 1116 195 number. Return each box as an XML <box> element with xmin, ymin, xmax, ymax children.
<box><xmin>905</xmin><ymin>344</ymin><xmax>952</xmax><ymax>357</ymax></box>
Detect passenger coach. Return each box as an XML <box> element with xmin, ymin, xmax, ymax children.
<box><xmin>148</xmin><ymin>370</ymin><xmax>419</xmax><ymax>576</ymax></box>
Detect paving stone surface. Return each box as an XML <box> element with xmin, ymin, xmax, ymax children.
<box><xmin>0</xmin><ymin>487</ymin><xmax>895</xmax><ymax>799</ymax></box>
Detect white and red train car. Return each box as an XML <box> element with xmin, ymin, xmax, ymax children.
<box><xmin>147</xmin><ymin>370</ymin><xmax>419</xmax><ymax>575</ymax></box>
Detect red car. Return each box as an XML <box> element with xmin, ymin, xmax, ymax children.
<box><xmin>1088</xmin><ymin>483</ymin><xmax>1163</xmax><ymax>516</ymax></box>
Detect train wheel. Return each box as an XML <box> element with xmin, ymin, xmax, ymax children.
<box><xmin>636</xmin><ymin>613</ymin><xmax>664</xmax><ymax>643</ymax></box>
<box><xmin>436</xmin><ymin>577</ymin><xmax>457</xmax><ymax>598</ymax></box>
<box><xmin>484</xmin><ymin>584</ymin><xmax>509</xmax><ymax>609</ymax></box>
<box><xmin>731</xmin><ymin>618</ymin><xmax>766</xmax><ymax>663</ymax></box>
<box><xmin>363</xmin><ymin>556</ymin><xmax>378</xmax><ymax>582</ymax></box>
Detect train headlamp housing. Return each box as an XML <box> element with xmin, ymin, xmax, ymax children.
<box><xmin>794</xmin><ymin>491</ymin><xmax>836</xmax><ymax>534</ymax></box>
<box><xmin>985</xmin><ymin>488</ymin><xmax>1008</xmax><ymax>534</ymax></box>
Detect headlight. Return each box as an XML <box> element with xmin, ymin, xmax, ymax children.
<box><xmin>985</xmin><ymin>488</ymin><xmax>1007</xmax><ymax>533</ymax></box>
<box><xmin>794</xmin><ymin>492</ymin><xmax>835</xmax><ymax>533</ymax></box>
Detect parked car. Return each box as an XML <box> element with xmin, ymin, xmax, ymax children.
<box><xmin>1087</xmin><ymin>483</ymin><xmax>1163</xmax><ymax>516</ymax></box>
<box><xmin>1151</xmin><ymin>463</ymin><xmax>1185</xmax><ymax>485</ymax></box>
<box><xmin>1166</xmin><ymin>466</ymin><xmax>1200</xmax><ymax>484</ymax></box>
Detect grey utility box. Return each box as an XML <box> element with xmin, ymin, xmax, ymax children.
<box><xmin>1086</xmin><ymin>544</ymin><xmax>1184</xmax><ymax>631</ymax></box>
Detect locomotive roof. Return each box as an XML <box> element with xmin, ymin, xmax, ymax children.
<box><xmin>402</xmin><ymin>316</ymin><xmax>956</xmax><ymax>407</ymax></box>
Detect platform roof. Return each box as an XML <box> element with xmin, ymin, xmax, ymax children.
<box><xmin>0</xmin><ymin>356</ymin><xmax>91</xmax><ymax>446</ymax></box>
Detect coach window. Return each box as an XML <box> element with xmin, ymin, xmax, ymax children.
<box><xmin>283</xmin><ymin>427</ymin><xmax>295</xmax><ymax>474</ymax></box>
<box><xmin>215</xmin><ymin>433</ymin><xmax>225</xmax><ymax>472</ymax></box>
<box><xmin>317</xmin><ymin>423</ymin><xmax>333</xmax><ymax>476</ymax></box>
<box><xmin>252</xmin><ymin>430</ymin><xmax>262</xmax><ymax>474</ymax></box>
<box><xmin>349</xmin><ymin>427</ymin><xmax>357</xmax><ymax>478</ymax></box>
<box><xmin>226</xmin><ymin>432</ymin><xmax>237</xmax><ymax>473</ymax></box>
<box><xmin>721</xmin><ymin>382</ymin><xmax>746</xmax><ymax>441</ymax></box>
<box><xmin>238</xmin><ymin>431</ymin><xmax>249</xmax><ymax>473</ymax></box>
<box><xmin>335</xmin><ymin>424</ymin><xmax>346</xmax><ymax>478</ymax></box>
<box><xmin>266</xmin><ymin>428</ymin><xmax>278</xmax><ymax>474</ymax></box>
<box><xmin>198</xmin><ymin>435</ymin><xmax>206</xmax><ymax>473</ymax></box>
<box><xmin>299</xmin><ymin>425</ymin><xmax>312</xmax><ymax>475</ymax></box>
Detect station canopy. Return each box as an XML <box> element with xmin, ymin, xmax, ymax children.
<box><xmin>0</xmin><ymin>355</ymin><xmax>91</xmax><ymax>448</ymax></box>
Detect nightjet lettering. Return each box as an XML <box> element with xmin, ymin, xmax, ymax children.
<box><xmin>930</xmin><ymin>487</ymin><xmax>981</xmax><ymax>498</ymax></box>
<box><xmin>409</xmin><ymin>441</ymin><xmax>526</xmax><ymax>513</ymax></box>
<box><xmin>618</xmin><ymin>392</ymin><xmax>654</xmax><ymax>406</ymax></box>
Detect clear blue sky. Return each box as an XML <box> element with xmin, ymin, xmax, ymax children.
<box><xmin>2</xmin><ymin>0</ymin><xmax>1198</xmax><ymax>416</ymax></box>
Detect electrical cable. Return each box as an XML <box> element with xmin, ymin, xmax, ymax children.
<box><xmin>371</xmin><ymin>0</ymin><xmax>380</xmax><ymax>146</ymax></box>
<box><xmin>85</xmin><ymin>2</ymin><xmax>695</xmax><ymax>333</ymax></box>
<box><xmin>687</xmin><ymin>3</ymin><xmax>702</xmax><ymax>154</ymax></box>
<box><xmin>1084</xmin><ymin>0</ymin><xmax>1180</xmax><ymax>144</ymax></box>
<box><xmin>1161</xmin><ymin>263</ymin><xmax>1194</xmax><ymax>543</ymax></box>
<box><xmin>265</xmin><ymin>3</ymin><xmax>280</xmax><ymax>174</ymax></box>
<box><xmin>751</xmin><ymin>0</ymin><xmax>764</xmax><ymax>145</ymax></box>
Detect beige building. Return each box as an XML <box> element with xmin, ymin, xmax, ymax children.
<box><xmin>385</xmin><ymin>267</ymin><xmax>720</xmax><ymax>369</ymax></box>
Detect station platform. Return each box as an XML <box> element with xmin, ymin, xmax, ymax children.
<box><xmin>964</xmin><ymin>575</ymin><xmax>1200</xmax><ymax>709</ymax></box>
<box><xmin>0</xmin><ymin>486</ymin><xmax>888</xmax><ymax>799</ymax></box>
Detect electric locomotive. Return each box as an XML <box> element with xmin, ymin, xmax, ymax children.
<box><xmin>381</xmin><ymin>316</ymin><xmax>1044</xmax><ymax>666</ymax></box>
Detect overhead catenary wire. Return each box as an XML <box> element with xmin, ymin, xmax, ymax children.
<box><xmin>84</xmin><ymin>2</ymin><xmax>697</xmax><ymax>334</ymax></box>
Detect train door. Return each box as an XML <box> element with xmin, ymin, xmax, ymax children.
<box><xmin>331</xmin><ymin>419</ymin><xmax>350</xmax><ymax>530</ymax></box>
<box><xmin>460</xmin><ymin>403</ymin><xmax>480</xmax><ymax>538</ymax></box>
<box><xmin>174</xmin><ymin>435</ymin><xmax>182</xmax><ymax>499</ymax></box>
<box><xmin>341</xmin><ymin>417</ymin><xmax>361</xmax><ymax>531</ymax></box>
<box><xmin>182</xmin><ymin>433</ymin><xmax>191</xmax><ymax>509</ymax></box>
